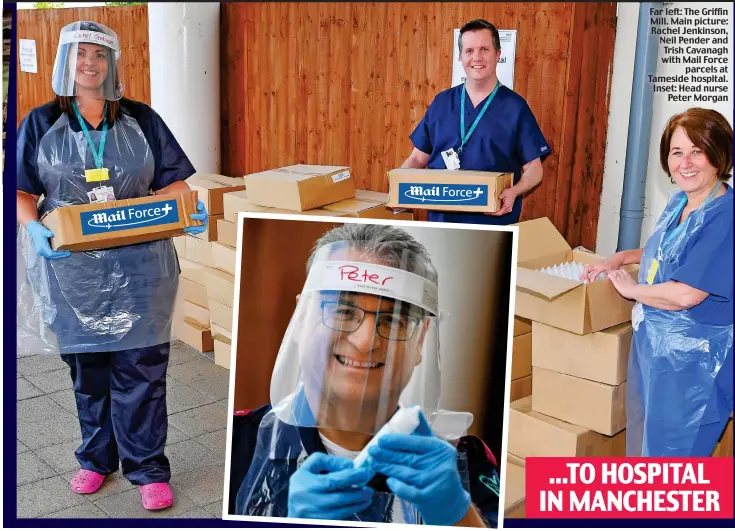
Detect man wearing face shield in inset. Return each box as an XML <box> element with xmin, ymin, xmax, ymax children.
<box><xmin>16</xmin><ymin>21</ymin><xmax>209</xmax><ymax>510</ymax></box>
<box><xmin>229</xmin><ymin>224</ymin><xmax>500</xmax><ymax>527</ymax></box>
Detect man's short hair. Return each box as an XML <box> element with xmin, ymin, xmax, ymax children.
<box><xmin>459</xmin><ymin>19</ymin><xmax>501</xmax><ymax>54</ymax></box>
<box><xmin>306</xmin><ymin>224</ymin><xmax>438</xmax><ymax>284</ymax></box>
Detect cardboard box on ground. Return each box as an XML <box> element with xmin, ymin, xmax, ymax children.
<box><xmin>43</xmin><ymin>192</ymin><xmax>203</xmax><ymax>251</ymax></box>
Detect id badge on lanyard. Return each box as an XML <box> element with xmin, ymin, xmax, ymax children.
<box><xmin>451</xmin><ymin>81</ymin><xmax>500</xmax><ymax>167</ymax></box>
<box><xmin>73</xmin><ymin>101</ymin><xmax>110</xmax><ymax>182</ymax></box>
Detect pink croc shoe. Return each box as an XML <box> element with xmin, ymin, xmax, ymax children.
<box><xmin>70</xmin><ymin>469</ymin><xmax>106</xmax><ymax>494</ymax></box>
<box><xmin>139</xmin><ymin>482</ymin><xmax>174</xmax><ymax>510</ymax></box>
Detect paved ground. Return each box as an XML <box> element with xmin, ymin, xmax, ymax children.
<box><xmin>16</xmin><ymin>341</ymin><xmax>229</xmax><ymax>519</ymax></box>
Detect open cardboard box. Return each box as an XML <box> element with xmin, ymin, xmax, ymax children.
<box><xmin>514</xmin><ymin>218</ymin><xmax>639</xmax><ymax>335</ymax></box>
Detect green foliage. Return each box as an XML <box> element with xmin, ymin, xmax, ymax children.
<box><xmin>33</xmin><ymin>2</ymin><xmax>64</xmax><ymax>8</ymax></box>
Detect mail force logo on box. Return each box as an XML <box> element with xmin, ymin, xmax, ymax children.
<box><xmin>398</xmin><ymin>183</ymin><xmax>488</xmax><ymax>206</ymax></box>
<box><xmin>80</xmin><ymin>200</ymin><xmax>180</xmax><ymax>235</ymax></box>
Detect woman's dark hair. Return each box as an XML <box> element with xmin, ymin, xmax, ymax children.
<box><xmin>660</xmin><ymin>108</ymin><xmax>733</xmax><ymax>182</ymax></box>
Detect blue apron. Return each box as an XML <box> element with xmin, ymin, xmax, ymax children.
<box><xmin>627</xmin><ymin>186</ymin><xmax>734</xmax><ymax>456</ymax></box>
<box><xmin>18</xmin><ymin>108</ymin><xmax>179</xmax><ymax>355</ymax></box>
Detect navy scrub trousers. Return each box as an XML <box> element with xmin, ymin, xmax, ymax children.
<box><xmin>61</xmin><ymin>342</ymin><xmax>171</xmax><ymax>485</ymax></box>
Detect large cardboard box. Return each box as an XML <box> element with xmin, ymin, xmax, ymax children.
<box><xmin>532</xmin><ymin>322</ymin><xmax>632</xmax><ymax>386</ymax></box>
<box><xmin>532</xmin><ymin>368</ymin><xmax>626</xmax><ymax>436</ymax></box>
<box><xmin>504</xmin><ymin>461</ymin><xmax>526</xmax><ymax>519</ymax></box>
<box><xmin>386</xmin><ymin>169</ymin><xmax>512</xmax><ymax>213</ymax></box>
<box><xmin>175</xmin><ymin>317</ymin><xmax>214</xmax><ymax>352</ymax></box>
<box><xmin>204</xmin><ymin>268</ymin><xmax>236</xmax><ymax>307</ymax></box>
<box><xmin>191</xmin><ymin>214</ymin><xmax>225</xmax><ymax>242</ymax></box>
<box><xmin>180</xmin><ymin>277</ymin><xmax>209</xmax><ymax>308</ymax></box>
<box><xmin>223</xmin><ymin>190</ymin><xmax>352</xmax><ymax>223</ymax></box>
<box><xmin>178</xmin><ymin>256</ymin><xmax>209</xmax><ymax>286</ymax></box>
<box><xmin>217</xmin><ymin>218</ymin><xmax>238</xmax><ymax>248</ymax></box>
<box><xmin>184</xmin><ymin>235</ymin><xmax>214</xmax><ymax>267</ymax></box>
<box><xmin>211</xmin><ymin>241</ymin><xmax>237</xmax><ymax>276</ymax></box>
<box><xmin>513</xmin><ymin>316</ymin><xmax>532</xmax><ymax>337</ymax></box>
<box><xmin>209</xmin><ymin>299</ymin><xmax>234</xmax><ymax>331</ymax></box>
<box><xmin>511</xmin><ymin>332</ymin><xmax>532</xmax><ymax>380</ymax></box>
<box><xmin>185</xmin><ymin>174</ymin><xmax>246</xmax><ymax>215</ymax></box>
<box><xmin>42</xmin><ymin>192</ymin><xmax>203</xmax><ymax>252</ymax></box>
<box><xmin>509</xmin><ymin>375</ymin><xmax>532</xmax><ymax>402</ymax></box>
<box><xmin>244</xmin><ymin>165</ymin><xmax>355</xmax><ymax>211</ymax></box>
<box><xmin>214</xmin><ymin>334</ymin><xmax>232</xmax><ymax>369</ymax></box>
<box><xmin>514</xmin><ymin>218</ymin><xmax>639</xmax><ymax>335</ymax></box>
<box><xmin>323</xmin><ymin>190</ymin><xmax>413</xmax><ymax>220</ymax></box>
<box><xmin>182</xmin><ymin>300</ymin><xmax>210</xmax><ymax>329</ymax></box>
<box><xmin>509</xmin><ymin>396</ymin><xmax>626</xmax><ymax>458</ymax></box>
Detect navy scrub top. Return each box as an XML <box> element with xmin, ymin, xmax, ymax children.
<box><xmin>410</xmin><ymin>84</ymin><xmax>551</xmax><ymax>225</ymax></box>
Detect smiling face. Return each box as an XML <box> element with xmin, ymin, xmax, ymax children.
<box><xmin>667</xmin><ymin>126</ymin><xmax>720</xmax><ymax>195</ymax></box>
<box><xmin>74</xmin><ymin>42</ymin><xmax>109</xmax><ymax>93</ymax></box>
<box><xmin>295</xmin><ymin>253</ymin><xmax>430</xmax><ymax>432</ymax></box>
<box><xmin>460</xmin><ymin>29</ymin><xmax>501</xmax><ymax>85</ymax></box>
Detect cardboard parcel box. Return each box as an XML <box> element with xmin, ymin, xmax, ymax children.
<box><xmin>514</xmin><ymin>218</ymin><xmax>639</xmax><ymax>335</ymax></box>
<box><xmin>386</xmin><ymin>169</ymin><xmax>512</xmax><ymax>213</ymax></box>
<box><xmin>244</xmin><ymin>165</ymin><xmax>355</xmax><ymax>211</ymax></box>
<box><xmin>323</xmin><ymin>190</ymin><xmax>413</xmax><ymax>220</ymax></box>
<box><xmin>223</xmin><ymin>190</ymin><xmax>352</xmax><ymax>223</ymax></box>
<box><xmin>185</xmin><ymin>174</ymin><xmax>246</xmax><ymax>215</ymax></box>
<box><xmin>42</xmin><ymin>192</ymin><xmax>203</xmax><ymax>252</ymax></box>
<box><xmin>533</xmin><ymin>367</ymin><xmax>626</xmax><ymax>436</ymax></box>
<box><xmin>532</xmin><ymin>321</ymin><xmax>632</xmax><ymax>386</ymax></box>
<box><xmin>509</xmin><ymin>396</ymin><xmax>626</xmax><ymax>458</ymax></box>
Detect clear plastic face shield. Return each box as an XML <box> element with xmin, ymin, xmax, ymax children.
<box><xmin>51</xmin><ymin>21</ymin><xmax>124</xmax><ymax>101</ymax></box>
<box><xmin>270</xmin><ymin>241</ymin><xmax>450</xmax><ymax>436</ymax></box>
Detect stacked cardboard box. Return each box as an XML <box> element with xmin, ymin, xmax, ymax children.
<box><xmin>509</xmin><ymin>317</ymin><xmax>532</xmax><ymax>402</ymax></box>
<box><xmin>224</xmin><ymin>165</ymin><xmax>413</xmax><ymax>223</ymax></box>
<box><xmin>505</xmin><ymin>218</ymin><xmax>638</xmax><ymax>519</ymax></box>
<box><xmin>172</xmin><ymin>175</ymin><xmax>245</xmax><ymax>363</ymax></box>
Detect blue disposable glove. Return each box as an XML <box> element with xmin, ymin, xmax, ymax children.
<box><xmin>288</xmin><ymin>452</ymin><xmax>375</xmax><ymax>520</ymax></box>
<box><xmin>26</xmin><ymin>221</ymin><xmax>72</xmax><ymax>259</ymax></box>
<box><xmin>366</xmin><ymin>413</ymin><xmax>471</xmax><ymax>526</ymax></box>
<box><xmin>183</xmin><ymin>201</ymin><xmax>208</xmax><ymax>235</ymax></box>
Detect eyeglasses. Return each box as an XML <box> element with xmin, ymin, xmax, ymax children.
<box><xmin>320</xmin><ymin>301</ymin><xmax>422</xmax><ymax>341</ymax></box>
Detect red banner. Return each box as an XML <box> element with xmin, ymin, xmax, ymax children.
<box><xmin>525</xmin><ymin>458</ymin><xmax>734</xmax><ymax>518</ymax></box>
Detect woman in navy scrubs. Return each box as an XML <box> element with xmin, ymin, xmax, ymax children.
<box><xmin>401</xmin><ymin>19</ymin><xmax>551</xmax><ymax>225</ymax></box>
<box><xmin>584</xmin><ymin>108</ymin><xmax>733</xmax><ymax>458</ymax></box>
<box><xmin>16</xmin><ymin>21</ymin><xmax>208</xmax><ymax>510</ymax></box>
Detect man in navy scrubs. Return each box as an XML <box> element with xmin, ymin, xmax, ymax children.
<box><xmin>401</xmin><ymin>19</ymin><xmax>551</xmax><ymax>225</ymax></box>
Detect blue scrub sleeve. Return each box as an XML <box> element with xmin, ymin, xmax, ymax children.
<box><xmin>515</xmin><ymin>102</ymin><xmax>551</xmax><ymax>165</ymax></box>
<box><xmin>16</xmin><ymin>114</ymin><xmax>46</xmax><ymax>196</ymax></box>
<box><xmin>669</xmin><ymin>211</ymin><xmax>733</xmax><ymax>301</ymax></box>
<box><xmin>409</xmin><ymin>101</ymin><xmax>434</xmax><ymax>155</ymax></box>
<box><xmin>149</xmin><ymin>108</ymin><xmax>196</xmax><ymax>191</ymax></box>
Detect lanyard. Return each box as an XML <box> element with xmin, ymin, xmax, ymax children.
<box><xmin>459</xmin><ymin>81</ymin><xmax>500</xmax><ymax>153</ymax></box>
<box><xmin>658</xmin><ymin>183</ymin><xmax>721</xmax><ymax>259</ymax></box>
<box><xmin>72</xmin><ymin>100</ymin><xmax>109</xmax><ymax>169</ymax></box>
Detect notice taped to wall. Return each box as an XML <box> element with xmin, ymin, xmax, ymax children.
<box><xmin>19</xmin><ymin>39</ymin><xmax>38</xmax><ymax>74</ymax></box>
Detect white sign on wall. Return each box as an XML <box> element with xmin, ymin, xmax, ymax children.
<box><xmin>19</xmin><ymin>39</ymin><xmax>38</xmax><ymax>74</ymax></box>
<box><xmin>452</xmin><ymin>29</ymin><xmax>517</xmax><ymax>89</ymax></box>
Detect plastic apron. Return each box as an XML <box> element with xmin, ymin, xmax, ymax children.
<box><xmin>627</xmin><ymin>187</ymin><xmax>734</xmax><ymax>456</ymax></box>
<box><xmin>234</xmin><ymin>409</ymin><xmax>472</xmax><ymax>524</ymax></box>
<box><xmin>16</xmin><ymin>109</ymin><xmax>179</xmax><ymax>355</ymax></box>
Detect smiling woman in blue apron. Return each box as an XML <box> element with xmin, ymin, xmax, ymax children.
<box><xmin>15</xmin><ymin>21</ymin><xmax>208</xmax><ymax>511</ymax></box>
<box><xmin>583</xmin><ymin>108</ymin><xmax>733</xmax><ymax>457</ymax></box>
